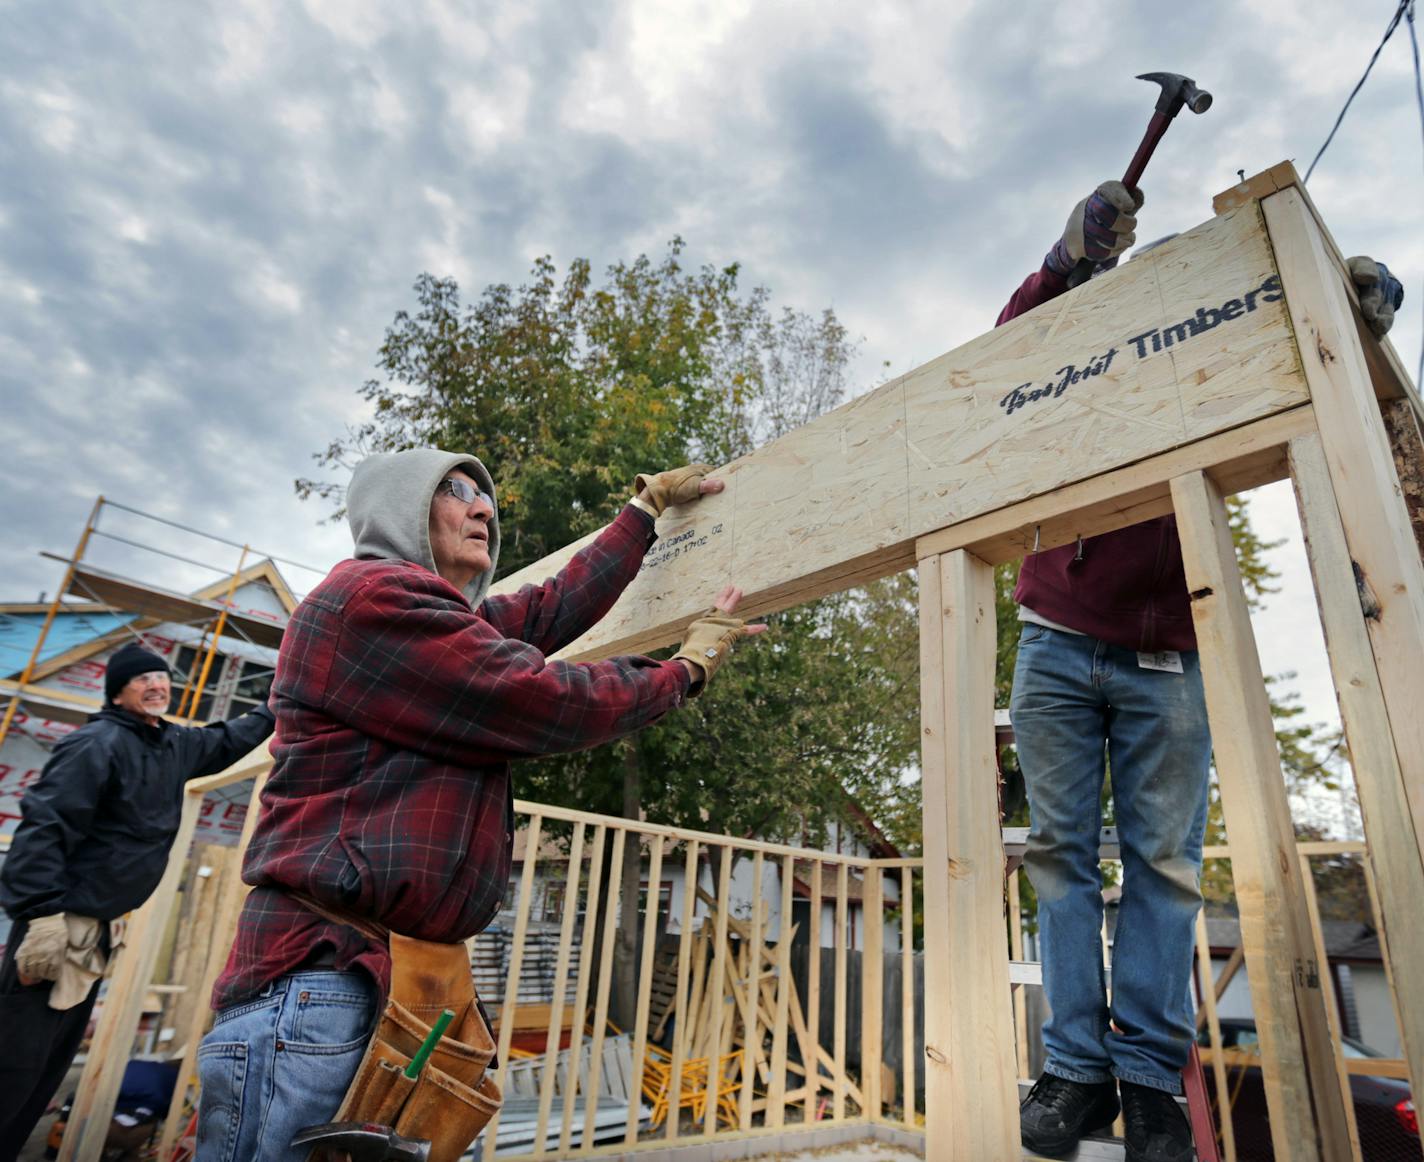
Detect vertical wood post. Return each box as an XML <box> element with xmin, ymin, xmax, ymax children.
<box><xmin>1262</xmin><ymin>188</ymin><xmax>1424</xmax><ymax>865</ymax></box>
<box><xmin>533</xmin><ymin>822</ymin><xmax>586</xmax><ymax>1159</ymax></box>
<box><xmin>1297</xmin><ymin>855</ymin><xmax>1363</xmax><ymax>1161</ymax></box>
<box><xmin>806</xmin><ymin>860</ymin><xmax>822</xmax><ymax>1121</ymax></box>
<box><xmin>918</xmin><ymin>548</ymin><xmax>1019</xmax><ymax>1161</ymax></box>
<box><xmin>832</xmin><ymin>861</ymin><xmax>848</xmax><ymax>1121</ymax></box>
<box><xmin>767</xmin><ymin>854</ymin><xmax>794</xmax><ymax>1129</ymax></box>
<box><xmin>1171</xmin><ymin>468</ymin><xmax>1352</xmax><ymax>1162</ymax></box>
<box><xmin>59</xmin><ymin>791</ymin><xmax>203</xmax><ymax>1162</ymax></box>
<box><xmin>626</xmin><ymin>834</ymin><xmax>663</xmax><ymax>1145</ymax></box>
<box><xmin>861</xmin><ymin>864</ymin><xmax>884</xmax><ymax>1119</ymax></box>
<box><xmin>667</xmin><ymin>839</ymin><xmax>699</xmax><ymax>1142</ymax></box>
<box><xmin>737</xmin><ymin>852</ymin><xmax>763</xmax><ymax>1130</ymax></box>
<box><xmin>486</xmin><ymin>813</ymin><xmax>543</xmax><ymax>1150</ymax></box>
<box><xmin>156</xmin><ymin>768</ymin><xmax>271</xmax><ymax>1162</ymax></box>
<box><xmin>702</xmin><ymin>845</ymin><xmax>733</xmax><ymax>1136</ymax></box>
<box><xmin>1288</xmin><ymin>432</ymin><xmax>1424</xmax><ymax>1099</ymax></box>
<box><xmin>899</xmin><ymin>865</ymin><xmax>916</xmax><ymax>1128</ymax></box>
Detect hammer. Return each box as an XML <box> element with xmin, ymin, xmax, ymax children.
<box><xmin>1066</xmin><ymin>71</ymin><xmax>1213</xmax><ymax>288</ymax></box>
<box><xmin>290</xmin><ymin>1121</ymin><xmax>431</xmax><ymax>1162</ymax></box>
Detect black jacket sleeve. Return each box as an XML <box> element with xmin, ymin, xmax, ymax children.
<box><xmin>0</xmin><ymin>731</ymin><xmax>111</xmax><ymax>921</ymax></box>
<box><xmin>177</xmin><ymin>704</ymin><xmax>276</xmax><ymax>781</ymax></box>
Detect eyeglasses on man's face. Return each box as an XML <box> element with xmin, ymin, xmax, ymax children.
<box><xmin>438</xmin><ymin>477</ymin><xmax>493</xmax><ymax>510</ymax></box>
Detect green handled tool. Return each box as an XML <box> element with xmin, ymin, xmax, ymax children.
<box><xmin>403</xmin><ymin>1008</ymin><xmax>455</xmax><ymax>1080</ymax></box>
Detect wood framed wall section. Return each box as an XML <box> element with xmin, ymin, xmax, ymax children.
<box><xmin>57</xmin><ymin>163</ymin><xmax>1424</xmax><ymax>1161</ymax></box>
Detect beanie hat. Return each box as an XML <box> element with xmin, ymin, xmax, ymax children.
<box><xmin>104</xmin><ymin>643</ymin><xmax>171</xmax><ymax>702</ymax></box>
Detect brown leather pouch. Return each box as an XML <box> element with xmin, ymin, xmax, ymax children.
<box><xmin>320</xmin><ymin>932</ymin><xmax>501</xmax><ymax>1161</ymax></box>
<box><xmin>393</xmin><ymin>1067</ymin><xmax>502</xmax><ymax>1162</ymax></box>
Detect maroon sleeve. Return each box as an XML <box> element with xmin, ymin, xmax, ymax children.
<box><xmin>996</xmin><ymin>264</ymin><xmax>1070</xmax><ymax>327</ymax></box>
<box><xmin>320</xmin><ymin>569</ymin><xmax>689</xmax><ymax>766</ymax></box>
<box><xmin>477</xmin><ymin>504</ymin><xmax>654</xmax><ymax>654</ymax></box>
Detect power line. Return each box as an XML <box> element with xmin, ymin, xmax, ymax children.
<box><xmin>1303</xmin><ymin>0</ymin><xmax>1411</xmax><ymax>184</ymax></box>
<box><xmin>1406</xmin><ymin>0</ymin><xmax>1424</xmax><ymax>387</ymax></box>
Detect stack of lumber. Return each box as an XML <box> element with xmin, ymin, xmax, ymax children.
<box><xmin>650</xmin><ymin>887</ymin><xmax>861</xmax><ymax>1127</ymax></box>
<box><xmin>471</xmin><ymin>921</ymin><xmax>580</xmax><ymax>1007</ymax></box>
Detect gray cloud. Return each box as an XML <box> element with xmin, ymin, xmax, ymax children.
<box><xmin>1</xmin><ymin>0</ymin><xmax>1419</xmax><ymax>755</ymax></box>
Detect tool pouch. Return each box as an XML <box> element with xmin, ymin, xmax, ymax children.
<box><xmin>323</xmin><ymin>933</ymin><xmax>502</xmax><ymax>1162</ymax></box>
<box><xmin>393</xmin><ymin>1066</ymin><xmax>502</xmax><ymax>1160</ymax></box>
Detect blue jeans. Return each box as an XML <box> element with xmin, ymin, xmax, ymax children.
<box><xmin>195</xmin><ymin>971</ymin><xmax>377</xmax><ymax>1162</ymax></box>
<box><xmin>1011</xmin><ymin>624</ymin><xmax>1211</xmax><ymax>1094</ymax></box>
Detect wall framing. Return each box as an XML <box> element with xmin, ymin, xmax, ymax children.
<box><xmin>53</xmin><ymin>163</ymin><xmax>1424</xmax><ymax>1161</ymax></box>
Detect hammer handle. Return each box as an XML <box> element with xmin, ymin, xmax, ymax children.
<box><xmin>1067</xmin><ymin>109</ymin><xmax>1174</xmax><ymax>289</ymax></box>
<box><xmin>1121</xmin><ymin>110</ymin><xmax>1171</xmax><ymax>192</ymax></box>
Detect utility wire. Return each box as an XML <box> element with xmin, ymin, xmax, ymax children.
<box><xmin>1406</xmin><ymin>0</ymin><xmax>1424</xmax><ymax>387</ymax></box>
<box><xmin>1303</xmin><ymin>0</ymin><xmax>1411</xmax><ymax>183</ymax></box>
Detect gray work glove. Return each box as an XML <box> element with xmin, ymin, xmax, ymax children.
<box><xmin>632</xmin><ymin>464</ymin><xmax>715</xmax><ymax>518</ymax></box>
<box><xmin>1346</xmin><ymin>256</ymin><xmax>1404</xmax><ymax>338</ymax></box>
<box><xmin>16</xmin><ymin>913</ymin><xmax>69</xmax><ymax>983</ymax></box>
<box><xmin>672</xmin><ymin>610</ymin><xmax>752</xmax><ymax>695</ymax></box>
<box><xmin>1045</xmin><ymin>181</ymin><xmax>1145</xmax><ymax>278</ymax></box>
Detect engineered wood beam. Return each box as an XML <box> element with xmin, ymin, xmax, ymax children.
<box><xmin>489</xmin><ymin>202</ymin><xmax>1308</xmax><ymax>661</ymax></box>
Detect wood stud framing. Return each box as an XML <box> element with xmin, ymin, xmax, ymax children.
<box><xmin>54</xmin><ymin>163</ymin><xmax>1424</xmax><ymax>1161</ymax></box>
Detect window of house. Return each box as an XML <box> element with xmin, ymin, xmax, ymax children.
<box><xmin>543</xmin><ymin>879</ymin><xmax>567</xmax><ymax>923</ymax></box>
<box><xmin>229</xmin><ymin>659</ymin><xmax>273</xmax><ymax>716</ymax></box>
<box><xmin>168</xmin><ymin>646</ymin><xmax>220</xmax><ymax>721</ymax></box>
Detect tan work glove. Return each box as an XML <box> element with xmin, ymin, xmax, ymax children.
<box><xmin>16</xmin><ymin>913</ymin><xmax>69</xmax><ymax>983</ymax></box>
<box><xmin>673</xmin><ymin>610</ymin><xmax>752</xmax><ymax>694</ymax></box>
<box><xmin>631</xmin><ymin>463</ymin><xmax>715</xmax><ymax>518</ymax></box>
<box><xmin>1045</xmin><ymin>180</ymin><xmax>1144</xmax><ymax>277</ymax></box>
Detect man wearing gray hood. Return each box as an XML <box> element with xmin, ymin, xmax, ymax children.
<box><xmin>199</xmin><ymin>448</ymin><xmax>755</xmax><ymax>1161</ymax></box>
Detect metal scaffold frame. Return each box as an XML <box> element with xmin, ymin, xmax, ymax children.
<box><xmin>0</xmin><ymin>496</ymin><xmax>320</xmax><ymax>749</ymax></box>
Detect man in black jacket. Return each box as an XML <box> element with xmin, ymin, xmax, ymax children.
<box><xmin>0</xmin><ymin>641</ymin><xmax>275</xmax><ymax>1158</ymax></box>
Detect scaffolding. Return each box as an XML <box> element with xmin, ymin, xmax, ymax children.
<box><xmin>0</xmin><ymin>496</ymin><xmax>323</xmax><ymax>752</ymax></box>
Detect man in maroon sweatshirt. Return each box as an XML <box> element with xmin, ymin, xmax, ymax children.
<box><xmin>1002</xmin><ymin>185</ymin><xmax>1404</xmax><ymax>1162</ymax></box>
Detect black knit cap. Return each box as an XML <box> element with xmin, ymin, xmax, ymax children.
<box><xmin>104</xmin><ymin>642</ymin><xmax>171</xmax><ymax>702</ymax></box>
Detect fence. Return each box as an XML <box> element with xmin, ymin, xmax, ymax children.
<box><xmin>54</xmin><ymin>757</ymin><xmax>1411</xmax><ymax>1162</ymax></box>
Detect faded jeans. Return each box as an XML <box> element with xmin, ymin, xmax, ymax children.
<box><xmin>1011</xmin><ymin>624</ymin><xmax>1211</xmax><ymax>1094</ymax></box>
<box><xmin>195</xmin><ymin>971</ymin><xmax>376</xmax><ymax>1162</ymax></box>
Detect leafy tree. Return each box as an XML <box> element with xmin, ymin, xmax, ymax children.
<box><xmin>302</xmin><ymin>242</ymin><xmax>919</xmax><ymax>1018</ymax></box>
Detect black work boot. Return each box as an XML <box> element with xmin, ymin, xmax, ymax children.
<box><xmin>1120</xmin><ymin>1080</ymin><xmax>1195</xmax><ymax>1162</ymax></box>
<box><xmin>1019</xmin><ymin>1073</ymin><xmax>1120</xmax><ymax>1158</ymax></box>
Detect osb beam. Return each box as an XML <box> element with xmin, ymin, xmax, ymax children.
<box><xmin>491</xmin><ymin>200</ymin><xmax>1308</xmax><ymax>661</ymax></box>
<box><xmin>1215</xmin><ymin>160</ymin><xmax>1422</xmax><ymax>415</ymax></box>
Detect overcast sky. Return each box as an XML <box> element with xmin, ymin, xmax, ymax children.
<box><xmin>3</xmin><ymin>0</ymin><xmax>1421</xmax><ymax>787</ymax></box>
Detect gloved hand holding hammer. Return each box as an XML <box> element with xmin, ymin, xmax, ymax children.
<box><xmin>1044</xmin><ymin>182</ymin><xmax>1144</xmax><ymax>281</ymax></box>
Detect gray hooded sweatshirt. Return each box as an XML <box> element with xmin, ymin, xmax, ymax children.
<box><xmin>347</xmin><ymin>447</ymin><xmax>502</xmax><ymax>605</ymax></box>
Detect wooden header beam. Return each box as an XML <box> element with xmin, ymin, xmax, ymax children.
<box><xmin>491</xmin><ymin>198</ymin><xmax>1311</xmax><ymax>659</ymax></box>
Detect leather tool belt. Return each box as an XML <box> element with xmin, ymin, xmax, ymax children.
<box><xmin>292</xmin><ymin>895</ymin><xmax>503</xmax><ymax>1162</ymax></box>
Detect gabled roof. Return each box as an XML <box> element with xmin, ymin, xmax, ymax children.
<box><xmin>3</xmin><ymin>558</ymin><xmax>297</xmax><ymax>682</ymax></box>
<box><xmin>1198</xmin><ymin>913</ymin><xmax>1382</xmax><ymax>965</ymax></box>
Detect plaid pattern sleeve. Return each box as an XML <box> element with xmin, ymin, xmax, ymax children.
<box><xmin>322</xmin><ymin>562</ymin><xmax>689</xmax><ymax>766</ymax></box>
<box><xmin>478</xmin><ymin>504</ymin><xmax>656</xmax><ymax>653</ymax></box>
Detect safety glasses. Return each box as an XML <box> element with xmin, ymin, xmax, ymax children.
<box><xmin>438</xmin><ymin>476</ymin><xmax>493</xmax><ymax>509</ymax></box>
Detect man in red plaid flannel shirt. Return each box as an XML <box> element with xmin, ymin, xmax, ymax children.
<box><xmin>197</xmin><ymin>447</ymin><xmax>759</xmax><ymax>1162</ymax></box>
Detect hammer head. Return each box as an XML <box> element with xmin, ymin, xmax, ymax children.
<box><xmin>1137</xmin><ymin>71</ymin><xmax>1213</xmax><ymax>116</ymax></box>
<box><xmin>291</xmin><ymin>1121</ymin><xmax>431</xmax><ymax>1162</ymax></box>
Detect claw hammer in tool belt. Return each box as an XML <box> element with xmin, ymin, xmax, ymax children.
<box><xmin>288</xmin><ymin>897</ymin><xmax>503</xmax><ymax>1162</ymax></box>
<box><xmin>1066</xmin><ymin>71</ymin><xmax>1213</xmax><ymax>288</ymax></box>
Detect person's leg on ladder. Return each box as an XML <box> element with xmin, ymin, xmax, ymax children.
<box><xmin>1012</xmin><ymin>626</ymin><xmax>1122</xmax><ymax>1156</ymax></box>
